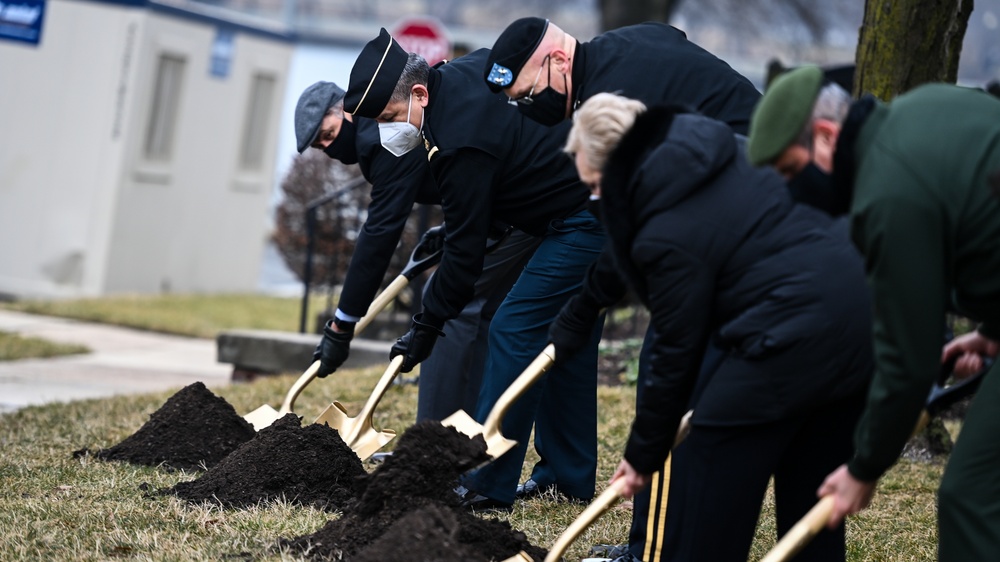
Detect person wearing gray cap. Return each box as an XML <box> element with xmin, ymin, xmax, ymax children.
<box><xmin>748</xmin><ymin>66</ymin><xmax>1000</xmax><ymax>561</ymax></box>
<box><xmin>293</xmin><ymin>80</ymin><xmax>539</xmax><ymax>423</ymax></box>
<box><xmin>345</xmin><ymin>28</ymin><xmax>607</xmax><ymax>512</ymax></box>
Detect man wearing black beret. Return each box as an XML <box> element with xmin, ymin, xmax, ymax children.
<box><xmin>486</xmin><ymin>17</ymin><xmax>762</xmax><ymax>562</ymax></box>
<box><xmin>346</xmin><ymin>28</ymin><xmax>606</xmax><ymax>512</ymax></box>
<box><xmin>292</xmin><ymin>80</ymin><xmax>539</xmax><ymax>423</ymax></box>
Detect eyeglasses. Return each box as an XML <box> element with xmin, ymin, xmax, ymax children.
<box><xmin>510</xmin><ymin>55</ymin><xmax>550</xmax><ymax>106</ymax></box>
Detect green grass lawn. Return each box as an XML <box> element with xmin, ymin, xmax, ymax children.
<box><xmin>0</xmin><ymin>330</ymin><xmax>89</xmax><ymax>361</ymax></box>
<box><xmin>0</xmin><ymin>295</ymin><xmax>945</xmax><ymax>559</ymax></box>
<box><xmin>0</xmin><ymin>364</ymin><xmax>944</xmax><ymax>561</ymax></box>
<box><xmin>0</xmin><ymin>293</ymin><xmax>334</xmax><ymax>339</ymax></box>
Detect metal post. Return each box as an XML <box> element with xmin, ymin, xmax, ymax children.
<box><xmin>299</xmin><ymin>206</ymin><xmax>317</xmax><ymax>334</ymax></box>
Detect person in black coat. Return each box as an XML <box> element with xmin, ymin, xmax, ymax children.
<box><xmin>566</xmin><ymin>93</ymin><xmax>873</xmax><ymax>562</ymax></box>
<box><xmin>486</xmin><ymin>23</ymin><xmax>761</xmax><ymax>555</ymax></box>
<box><xmin>344</xmin><ymin>30</ymin><xmax>606</xmax><ymax>510</ymax></box>
<box><xmin>292</xmin><ymin>81</ymin><xmax>539</xmax><ymax>422</ymax></box>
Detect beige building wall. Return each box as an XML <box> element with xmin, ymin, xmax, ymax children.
<box><xmin>0</xmin><ymin>0</ymin><xmax>291</xmax><ymax>298</ymax></box>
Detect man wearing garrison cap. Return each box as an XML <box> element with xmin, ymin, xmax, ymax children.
<box><xmin>346</xmin><ymin>28</ymin><xmax>606</xmax><ymax>512</ymax></box>
<box><xmin>292</xmin><ymin>80</ymin><xmax>539</xmax><ymax>423</ymax></box>
<box><xmin>749</xmin><ymin>66</ymin><xmax>1000</xmax><ymax>561</ymax></box>
<box><xmin>485</xmin><ymin>17</ymin><xmax>762</xmax><ymax>562</ymax></box>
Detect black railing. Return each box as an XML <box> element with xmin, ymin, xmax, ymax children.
<box><xmin>299</xmin><ymin>176</ymin><xmax>368</xmax><ymax>334</ymax></box>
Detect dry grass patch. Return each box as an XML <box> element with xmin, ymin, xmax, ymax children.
<box><xmin>1</xmin><ymin>364</ymin><xmax>945</xmax><ymax>561</ymax></box>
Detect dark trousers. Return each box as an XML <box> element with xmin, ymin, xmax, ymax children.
<box><xmin>629</xmin><ymin>328</ymin><xmax>725</xmax><ymax>561</ymax></box>
<box><xmin>938</xmin><ymin>358</ymin><xmax>1000</xmax><ymax>561</ymax></box>
<box><xmin>463</xmin><ymin>211</ymin><xmax>605</xmax><ymax>504</ymax></box>
<box><xmin>658</xmin><ymin>392</ymin><xmax>865</xmax><ymax>562</ymax></box>
<box><xmin>417</xmin><ymin>230</ymin><xmax>540</xmax><ymax>422</ymax></box>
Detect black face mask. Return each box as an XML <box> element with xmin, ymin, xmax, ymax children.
<box><xmin>586</xmin><ymin>197</ymin><xmax>603</xmax><ymax>224</ymax></box>
<box><xmin>517</xmin><ymin>60</ymin><xmax>569</xmax><ymax>127</ymax></box>
<box><xmin>786</xmin><ymin>162</ymin><xmax>851</xmax><ymax>216</ymax></box>
<box><xmin>322</xmin><ymin>118</ymin><xmax>358</xmax><ymax>164</ymax></box>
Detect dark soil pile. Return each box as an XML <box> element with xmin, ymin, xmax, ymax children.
<box><xmin>73</xmin><ymin>382</ymin><xmax>255</xmax><ymax>471</ymax></box>
<box><xmin>280</xmin><ymin>420</ymin><xmax>547</xmax><ymax>561</ymax></box>
<box><xmin>169</xmin><ymin>413</ymin><xmax>365</xmax><ymax>511</ymax></box>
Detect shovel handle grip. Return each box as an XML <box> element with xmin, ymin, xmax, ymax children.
<box><xmin>482</xmin><ymin>344</ymin><xmax>557</xmax><ymax>434</ymax></box>
<box><xmin>278</xmin><ymin>360</ymin><xmax>322</xmax><ymax>414</ymax></box>
<box><xmin>759</xmin><ymin>495</ymin><xmax>836</xmax><ymax>562</ymax></box>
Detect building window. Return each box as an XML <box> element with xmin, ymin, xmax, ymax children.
<box><xmin>238</xmin><ymin>72</ymin><xmax>276</xmax><ymax>171</ymax></box>
<box><xmin>144</xmin><ymin>53</ymin><xmax>186</xmax><ymax>161</ymax></box>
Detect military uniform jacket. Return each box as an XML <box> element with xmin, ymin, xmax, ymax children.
<box><xmin>336</xmin><ymin>118</ymin><xmax>440</xmax><ymax>319</ymax></box>
<box><xmin>846</xmin><ymin>85</ymin><xmax>1000</xmax><ymax>481</ymax></box>
<box><xmin>419</xmin><ymin>49</ymin><xmax>589</xmax><ymax>327</ymax></box>
<box><xmin>571</xmin><ymin>23</ymin><xmax>763</xmax><ymax>310</ymax></box>
<box><xmin>572</xmin><ymin>22</ymin><xmax>761</xmax><ymax>135</ymax></box>
<box><xmin>602</xmin><ymin>110</ymin><xmax>873</xmax><ymax>474</ymax></box>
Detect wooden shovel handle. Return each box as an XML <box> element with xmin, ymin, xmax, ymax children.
<box><xmin>278</xmin><ymin>360</ymin><xmax>321</xmax><ymax>414</ymax></box>
<box><xmin>356</xmin><ymin>275</ymin><xmax>410</xmax><ymax>334</ymax></box>
<box><xmin>350</xmin><ymin>355</ymin><xmax>406</xmax><ymax>429</ymax></box>
<box><xmin>481</xmin><ymin>344</ymin><xmax>557</xmax><ymax>435</ymax></box>
<box><xmin>544</xmin><ymin>478</ymin><xmax>628</xmax><ymax>562</ymax></box>
<box><xmin>759</xmin><ymin>495</ymin><xmax>835</xmax><ymax>562</ymax></box>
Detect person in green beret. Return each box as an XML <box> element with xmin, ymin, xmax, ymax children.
<box><xmin>747</xmin><ymin>66</ymin><xmax>1000</xmax><ymax>561</ymax></box>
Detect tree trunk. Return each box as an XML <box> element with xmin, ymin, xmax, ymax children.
<box><xmin>854</xmin><ymin>0</ymin><xmax>973</xmax><ymax>99</ymax></box>
<box><xmin>599</xmin><ymin>0</ymin><xmax>681</xmax><ymax>32</ymax></box>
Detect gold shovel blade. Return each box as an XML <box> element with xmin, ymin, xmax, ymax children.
<box><xmin>441</xmin><ymin>409</ymin><xmax>517</xmax><ymax>460</ymax></box>
<box><xmin>499</xmin><ymin>552</ymin><xmax>533</xmax><ymax>562</ymax></box>
<box><xmin>440</xmin><ymin>345</ymin><xmax>556</xmax><ymax>462</ymax></box>
<box><xmin>313</xmin><ymin>356</ymin><xmax>404</xmax><ymax>460</ymax></box>
<box><xmin>316</xmin><ymin>401</ymin><xmax>399</xmax><ymax>461</ymax></box>
<box><xmin>243</xmin><ymin>404</ymin><xmax>282</xmax><ymax>432</ymax></box>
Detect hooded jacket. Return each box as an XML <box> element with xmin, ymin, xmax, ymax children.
<box><xmin>602</xmin><ymin>110</ymin><xmax>873</xmax><ymax>473</ymax></box>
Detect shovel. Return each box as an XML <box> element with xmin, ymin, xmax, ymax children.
<box><xmin>757</xmin><ymin>356</ymin><xmax>995</xmax><ymax>562</ymax></box>
<box><xmin>310</xmin><ymin>226</ymin><xmax>515</xmax><ymax>457</ymax></box>
<box><xmin>758</xmin><ymin>495</ymin><xmax>836</xmax><ymax>562</ymax></box>
<box><xmin>501</xmin><ymin>411</ymin><xmax>694</xmax><ymax>562</ymax></box>
<box><xmin>442</xmin><ymin>343</ymin><xmax>557</xmax><ymax>462</ymax></box>
<box><xmin>314</xmin><ymin>355</ymin><xmax>406</xmax><ymax>460</ymax></box>
<box><xmin>243</xmin><ymin>227</ymin><xmax>446</xmax><ymax>431</ymax></box>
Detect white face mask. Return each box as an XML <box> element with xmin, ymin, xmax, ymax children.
<box><xmin>378</xmin><ymin>94</ymin><xmax>423</xmax><ymax>157</ymax></box>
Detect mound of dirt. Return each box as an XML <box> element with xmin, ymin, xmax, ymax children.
<box><xmin>74</xmin><ymin>382</ymin><xmax>255</xmax><ymax>471</ymax></box>
<box><xmin>169</xmin><ymin>413</ymin><xmax>366</xmax><ymax>511</ymax></box>
<box><xmin>280</xmin><ymin>420</ymin><xmax>547</xmax><ymax>561</ymax></box>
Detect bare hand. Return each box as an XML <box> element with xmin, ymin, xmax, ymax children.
<box><xmin>817</xmin><ymin>464</ymin><xmax>877</xmax><ymax>529</ymax></box>
<box><xmin>611</xmin><ymin>459</ymin><xmax>652</xmax><ymax>498</ymax></box>
<box><xmin>943</xmin><ymin>331</ymin><xmax>999</xmax><ymax>379</ymax></box>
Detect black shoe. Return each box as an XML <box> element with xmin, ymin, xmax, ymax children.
<box><xmin>369</xmin><ymin>451</ymin><xmax>393</xmax><ymax>463</ymax></box>
<box><xmin>588</xmin><ymin>544</ymin><xmax>630</xmax><ymax>559</ymax></box>
<box><xmin>456</xmin><ymin>486</ymin><xmax>513</xmax><ymax>513</ymax></box>
<box><xmin>516</xmin><ymin>478</ymin><xmax>588</xmax><ymax>504</ymax></box>
<box><xmin>515</xmin><ymin>478</ymin><xmax>556</xmax><ymax>499</ymax></box>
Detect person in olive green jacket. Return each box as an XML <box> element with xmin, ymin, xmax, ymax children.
<box><xmin>746</xmin><ymin>66</ymin><xmax>1000</xmax><ymax>561</ymax></box>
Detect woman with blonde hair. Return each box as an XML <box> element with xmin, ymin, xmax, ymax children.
<box><xmin>560</xmin><ymin>93</ymin><xmax>873</xmax><ymax>562</ymax></box>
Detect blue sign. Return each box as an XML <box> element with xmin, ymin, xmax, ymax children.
<box><xmin>0</xmin><ymin>0</ymin><xmax>45</xmax><ymax>46</ymax></box>
<box><xmin>210</xmin><ymin>27</ymin><xmax>234</xmax><ymax>79</ymax></box>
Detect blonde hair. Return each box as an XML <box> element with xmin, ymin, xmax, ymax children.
<box><xmin>565</xmin><ymin>93</ymin><xmax>647</xmax><ymax>171</ymax></box>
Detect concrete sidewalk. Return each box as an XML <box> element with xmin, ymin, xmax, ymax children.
<box><xmin>0</xmin><ymin>309</ymin><xmax>232</xmax><ymax>414</ymax></box>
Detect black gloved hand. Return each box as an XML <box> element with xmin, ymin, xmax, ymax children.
<box><xmin>313</xmin><ymin>319</ymin><xmax>355</xmax><ymax>377</ymax></box>
<box><xmin>390</xmin><ymin>313</ymin><xmax>445</xmax><ymax>373</ymax></box>
<box><xmin>423</xmin><ymin>225</ymin><xmax>445</xmax><ymax>255</ymax></box>
<box><xmin>549</xmin><ymin>291</ymin><xmax>603</xmax><ymax>362</ymax></box>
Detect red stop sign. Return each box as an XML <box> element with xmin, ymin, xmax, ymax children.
<box><xmin>393</xmin><ymin>17</ymin><xmax>452</xmax><ymax>66</ymax></box>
